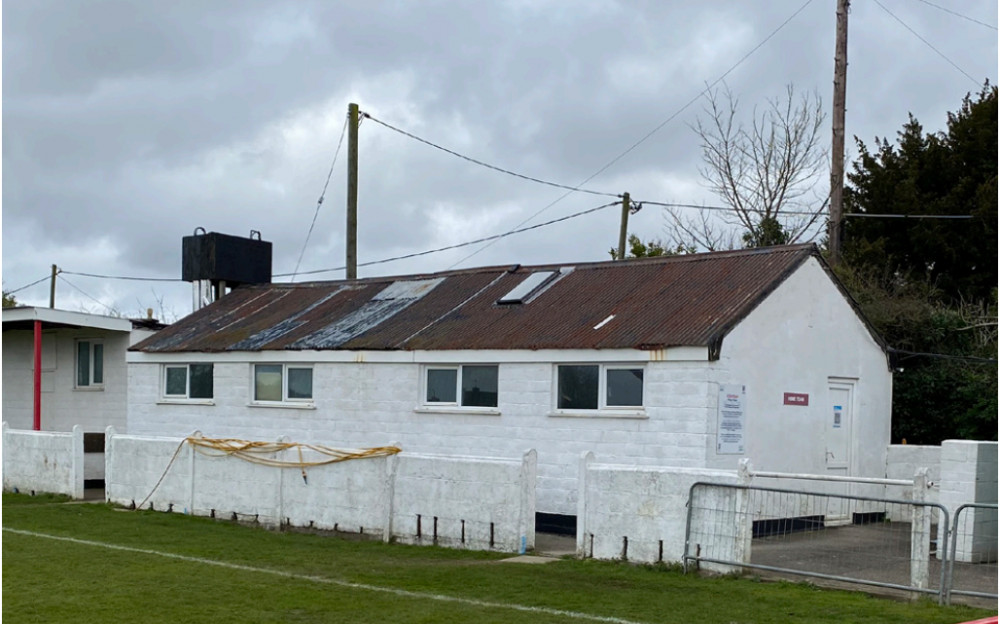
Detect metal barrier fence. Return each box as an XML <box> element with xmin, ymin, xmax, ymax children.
<box><xmin>683</xmin><ymin>482</ymin><xmax>952</xmax><ymax>603</ymax></box>
<box><xmin>945</xmin><ymin>503</ymin><xmax>998</xmax><ymax>604</ymax></box>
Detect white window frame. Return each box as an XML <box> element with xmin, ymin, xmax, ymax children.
<box><xmin>250</xmin><ymin>363</ymin><xmax>314</xmax><ymax>408</ymax></box>
<box><xmin>551</xmin><ymin>363</ymin><xmax>646</xmax><ymax>418</ymax></box>
<box><xmin>160</xmin><ymin>363</ymin><xmax>214</xmax><ymax>403</ymax></box>
<box><xmin>74</xmin><ymin>339</ymin><xmax>105</xmax><ymax>390</ymax></box>
<box><xmin>418</xmin><ymin>364</ymin><xmax>500</xmax><ymax>414</ymax></box>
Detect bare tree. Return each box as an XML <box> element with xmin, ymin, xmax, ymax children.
<box><xmin>665</xmin><ymin>84</ymin><xmax>829</xmax><ymax>250</ymax></box>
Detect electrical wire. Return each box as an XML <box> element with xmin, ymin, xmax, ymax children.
<box><xmin>639</xmin><ymin>200</ymin><xmax>828</xmax><ymax>217</ymax></box>
<box><xmin>448</xmin><ymin>0</ymin><xmax>818</xmax><ymax>269</ymax></box>
<box><xmin>273</xmin><ymin>200</ymin><xmax>619</xmax><ymax>278</ymax></box>
<box><xmin>56</xmin><ymin>274</ymin><xmax>117</xmax><ymax>314</ymax></box>
<box><xmin>889</xmin><ymin>347</ymin><xmax>997</xmax><ymax>364</ymax></box>
<box><xmin>292</xmin><ymin>113</ymin><xmax>350</xmax><ymax>281</ymax></box>
<box><xmin>60</xmin><ymin>270</ymin><xmax>181</xmax><ymax>282</ymax></box>
<box><xmin>873</xmin><ymin>0</ymin><xmax>983</xmax><ymax>87</ymax></box>
<box><xmin>843</xmin><ymin>213</ymin><xmax>974</xmax><ymax>219</ymax></box>
<box><xmin>907</xmin><ymin>0</ymin><xmax>997</xmax><ymax>31</ymax></box>
<box><xmin>4</xmin><ymin>274</ymin><xmax>53</xmax><ymax>295</ymax></box>
<box><xmin>361</xmin><ymin>113</ymin><xmax>619</xmax><ymax>198</ymax></box>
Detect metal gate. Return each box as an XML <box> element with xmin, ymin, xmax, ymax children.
<box><xmin>683</xmin><ymin>482</ymin><xmax>952</xmax><ymax>602</ymax></box>
<box><xmin>945</xmin><ymin>503</ymin><xmax>998</xmax><ymax>604</ymax></box>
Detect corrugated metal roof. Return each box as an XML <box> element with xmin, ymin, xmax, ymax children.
<box><xmin>132</xmin><ymin>244</ymin><xmax>826</xmax><ymax>356</ymax></box>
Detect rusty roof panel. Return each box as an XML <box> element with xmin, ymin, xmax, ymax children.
<box><xmin>132</xmin><ymin>245</ymin><xmax>820</xmax><ymax>355</ymax></box>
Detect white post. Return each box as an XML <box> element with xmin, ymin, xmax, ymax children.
<box><xmin>910</xmin><ymin>467</ymin><xmax>930</xmax><ymax>590</ymax></box>
<box><xmin>71</xmin><ymin>425</ymin><xmax>85</xmax><ymax>500</ymax></box>
<box><xmin>735</xmin><ymin>458</ymin><xmax>754</xmax><ymax>564</ymax></box>
<box><xmin>189</xmin><ymin>430</ymin><xmax>201</xmax><ymax>516</ymax></box>
<box><xmin>518</xmin><ymin>449</ymin><xmax>538</xmax><ymax>553</ymax></box>
<box><xmin>382</xmin><ymin>442</ymin><xmax>400</xmax><ymax>543</ymax></box>
<box><xmin>576</xmin><ymin>451</ymin><xmax>595</xmax><ymax>558</ymax></box>
<box><xmin>276</xmin><ymin>435</ymin><xmax>290</xmax><ymax>525</ymax></box>
<box><xmin>104</xmin><ymin>425</ymin><xmax>116</xmax><ymax>504</ymax></box>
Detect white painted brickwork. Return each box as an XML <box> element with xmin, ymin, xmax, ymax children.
<box><xmin>104</xmin><ymin>432</ymin><xmax>536</xmax><ymax>553</ymax></box>
<box><xmin>128</xmin><ymin>360</ymin><xmax>716</xmax><ymax>516</ymax></box>
<box><xmin>939</xmin><ymin>440</ymin><xmax>998</xmax><ymax>563</ymax></box>
<box><xmin>2</xmin><ymin>422</ymin><xmax>84</xmax><ymax>498</ymax></box>
<box><xmin>576</xmin><ymin>452</ymin><xmax>747</xmax><ymax>570</ymax></box>
<box><xmin>3</xmin><ymin>328</ymin><xmax>131</xmax><ymax>433</ymax></box>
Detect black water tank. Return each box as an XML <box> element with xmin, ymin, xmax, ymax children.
<box><xmin>182</xmin><ymin>231</ymin><xmax>272</xmax><ymax>286</ymax></box>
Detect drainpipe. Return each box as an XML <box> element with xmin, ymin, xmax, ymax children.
<box><xmin>33</xmin><ymin>320</ymin><xmax>42</xmax><ymax>430</ymax></box>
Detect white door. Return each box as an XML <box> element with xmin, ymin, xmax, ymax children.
<box><xmin>825</xmin><ymin>382</ymin><xmax>853</xmax><ymax>475</ymax></box>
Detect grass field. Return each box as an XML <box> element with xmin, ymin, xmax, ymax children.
<box><xmin>2</xmin><ymin>493</ymin><xmax>995</xmax><ymax>624</ymax></box>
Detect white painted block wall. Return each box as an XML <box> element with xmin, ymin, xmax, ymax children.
<box><xmin>939</xmin><ymin>440</ymin><xmax>998</xmax><ymax>563</ymax></box>
<box><xmin>127</xmin><ymin>360</ymin><xmax>717</xmax><ymax>516</ymax></box>
<box><xmin>2</xmin><ymin>422</ymin><xmax>84</xmax><ymax>498</ymax></box>
<box><xmin>2</xmin><ymin>328</ymin><xmax>130</xmax><ymax>433</ymax></box>
<box><xmin>576</xmin><ymin>452</ymin><xmax>746</xmax><ymax>570</ymax></box>
<box><xmin>104</xmin><ymin>432</ymin><xmax>536</xmax><ymax>553</ymax></box>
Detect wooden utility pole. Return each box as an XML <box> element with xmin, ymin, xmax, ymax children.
<box><xmin>346</xmin><ymin>102</ymin><xmax>360</xmax><ymax>280</ymax></box>
<box><xmin>829</xmin><ymin>0</ymin><xmax>849</xmax><ymax>266</ymax></box>
<box><xmin>49</xmin><ymin>264</ymin><xmax>58</xmax><ymax>308</ymax></box>
<box><xmin>616</xmin><ymin>192</ymin><xmax>630</xmax><ymax>261</ymax></box>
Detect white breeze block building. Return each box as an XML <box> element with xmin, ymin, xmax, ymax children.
<box><xmin>126</xmin><ymin>244</ymin><xmax>891</xmax><ymax>530</ymax></box>
<box><xmin>3</xmin><ymin>307</ymin><xmax>164</xmax><ymax>433</ymax></box>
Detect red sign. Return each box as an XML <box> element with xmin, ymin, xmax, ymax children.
<box><xmin>783</xmin><ymin>392</ymin><xmax>809</xmax><ymax>406</ymax></box>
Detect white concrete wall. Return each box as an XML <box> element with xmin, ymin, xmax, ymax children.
<box><xmin>2</xmin><ymin>328</ymin><xmax>130</xmax><ymax>433</ymax></box>
<box><xmin>105</xmin><ymin>431</ymin><xmax>536</xmax><ymax>553</ymax></box>
<box><xmin>127</xmin><ymin>358</ymin><xmax>717</xmax><ymax>516</ymax></box>
<box><xmin>717</xmin><ymin>257</ymin><xmax>892</xmax><ymax>481</ymax></box>
<box><xmin>576</xmin><ymin>452</ymin><xmax>747</xmax><ymax>570</ymax></box>
<box><xmin>886</xmin><ymin>444</ymin><xmax>941</xmax><ymax>507</ymax></box>
<box><xmin>939</xmin><ymin>440</ymin><xmax>998</xmax><ymax>563</ymax></box>
<box><xmin>2</xmin><ymin>422</ymin><xmax>84</xmax><ymax>498</ymax></box>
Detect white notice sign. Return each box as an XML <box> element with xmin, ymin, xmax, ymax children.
<box><xmin>717</xmin><ymin>384</ymin><xmax>746</xmax><ymax>455</ymax></box>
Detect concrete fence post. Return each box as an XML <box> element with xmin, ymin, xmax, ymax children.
<box><xmin>576</xmin><ymin>451</ymin><xmax>595</xmax><ymax>558</ymax></box>
<box><xmin>71</xmin><ymin>425</ymin><xmax>85</xmax><ymax>500</ymax></box>
<box><xmin>2</xmin><ymin>422</ymin><xmax>9</xmax><ymax>491</ymax></box>
<box><xmin>104</xmin><ymin>426</ymin><xmax>117</xmax><ymax>503</ymax></box>
<box><xmin>382</xmin><ymin>441</ymin><xmax>400</xmax><ymax>543</ymax></box>
<box><xmin>735</xmin><ymin>458</ymin><xmax>754</xmax><ymax>564</ymax></box>
<box><xmin>276</xmin><ymin>435</ymin><xmax>290</xmax><ymax>524</ymax></box>
<box><xmin>910</xmin><ymin>467</ymin><xmax>930</xmax><ymax>590</ymax></box>
<box><xmin>189</xmin><ymin>430</ymin><xmax>201</xmax><ymax>516</ymax></box>
<box><xmin>518</xmin><ymin>449</ymin><xmax>538</xmax><ymax>553</ymax></box>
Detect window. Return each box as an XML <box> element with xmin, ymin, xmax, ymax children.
<box><xmin>254</xmin><ymin>364</ymin><xmax>313</xmax><ymax>404</ymax></box>
<box><xmin>76</xmin><ymin>340</ymin><xmax>104</xmax><ymax>388</ymax></box>
<box><xmin>425</xmin><ymin>365</ymin><xmax>498</xmax><ymax>408</ymax></box>
<box><xmin>557</xmin><ymin>365</ymin><xmax>643</xmax><ymax>410</ymax></box>
<box><xmin>163</xmin><ymin>364</ymin><xmax>214</xmax><ymax>400</ymax></box>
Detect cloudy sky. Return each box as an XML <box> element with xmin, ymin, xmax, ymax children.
<box><xmin>3</xmin><ymin>0</ymin><xmax>996</xmax><ymax>321</ymax></box>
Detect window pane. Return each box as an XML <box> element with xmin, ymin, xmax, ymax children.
<box><xmin>558</xmin><ymin>365</ymin><xmax>599</xmax><ymax>409</ymax></box>
<box><xmin>93</xmin><ymin>343</ymin><xmax>104</xmax><ymax>384</ymax></box>
<box><xmin>165</xmin><ymin>367</ymin><xmax>187</xmax><ymax>396</ymax></box>
<box><xmin>426</xmin><ymin>368</ymin><xmax>457</xmax><ymax>403</ymax></box>
<box><xmin>287</xmin><ymin>367</ymin><xmax>312</xmax><ymax>399</ymax></box>
<box><xmin>77</xmin><ymin>342</ymin><xmax>90</xmax><ymax>386</ymax></box>
<box><xmin>461</xmin><ymin>365</ymin><xmax>498</xmax><ymax>407</ymax></box>
<box><xmin>255</xmin><ymin>365</ymin><xmax>283</xmax><ymax>402</ymax></box>
<box><xmin>189</xmin><ymin>364</ymin><xmax>214</xmax><ymax>399</ymax></box>
<box><xmin>607</xmin><ymin>368</ymin><xmax>643</xmax><ymax>406</ymax></box>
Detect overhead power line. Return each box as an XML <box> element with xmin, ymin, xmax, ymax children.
<box><xmin>5</xmin><ymin>274</ymin><xmax>53</xmax><ymax>295</ymax></box>
<box><xmin>60</xmin><ymin>270</ymin><xmax>181</xmax><ymax>283</ymax></box>
<box><xmin>449</xmin><ymin>0</ymin><xmax>817</xmax><ymax>268</ymax></box>
<box><xmin>57</xmin><ymin>274</ymin><xmax>117</xmax><ymax>314</ymax></box>
<box><xmin>292</xmin><ymin>113</ymin><xmax>351</xmax><ymax>281</ymax></box>
<box><xmin>362</xmin><ymin>113</ymin><xmax>619</xmax><ymax>199</ymax></box>
<box><xmin>274</xmin><ymin>200</ymin><xmax>619</xmax><ymax>279</ymax></box>
<box><xmin>908</xmin><ymin>0</ymin><xmax>997</xmax><ymax>31</ymax></box>
<box><xmin>873</xmin><ymin>0</ymin><xmax>982</xmax><ymax>87</ymax></box>
<box><xmin>889</xmin><ymin>347</ymin><xmax>997</xmax><ymax>364</ymax></box>
<box><xmin>843</xmin><ymin>213</ymin><xmax>974</xmax><ymax>219</ymax></box>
